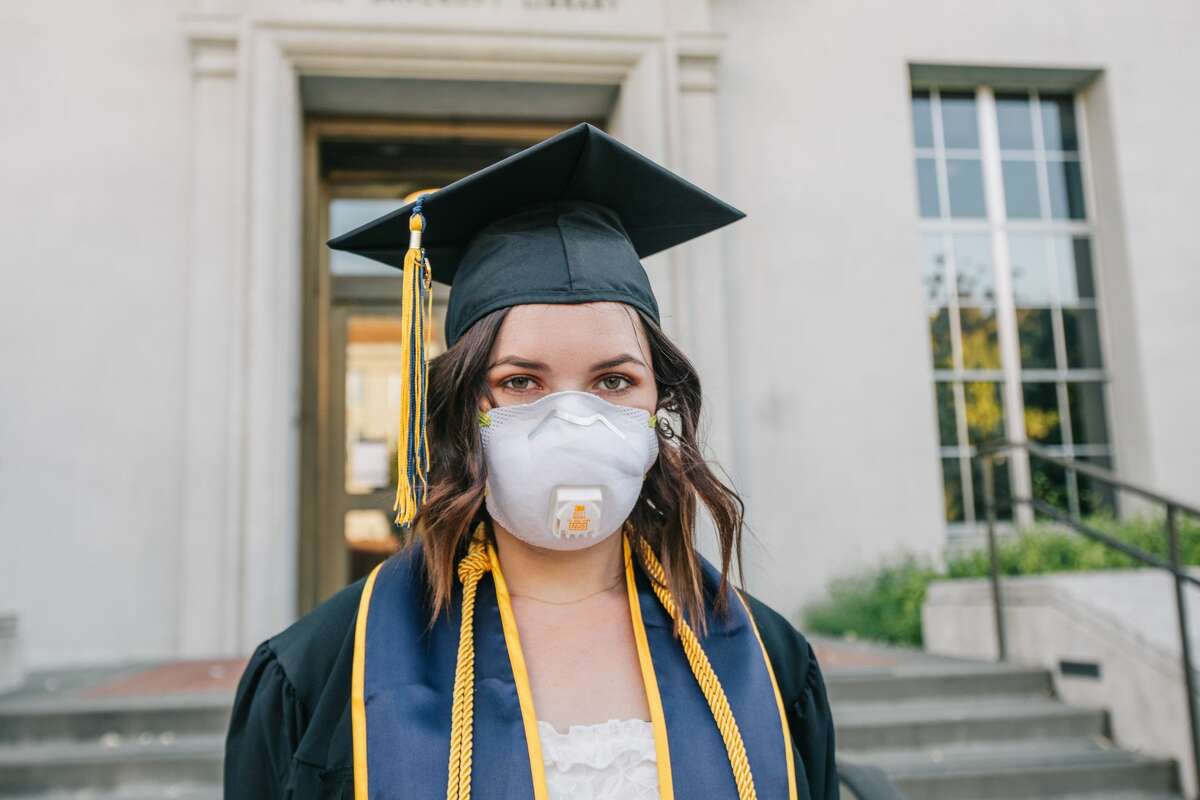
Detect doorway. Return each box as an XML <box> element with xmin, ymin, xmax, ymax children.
<box><xmin>299</xmin><ymin>118</ymin><xmax>581</xmax><ymax>611</ymax></box>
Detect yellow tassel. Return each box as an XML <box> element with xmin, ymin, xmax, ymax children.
<box><xmin>394</xmin><ymin>207</ymin><xmax>433</xmax><ymax>526</ymax></box>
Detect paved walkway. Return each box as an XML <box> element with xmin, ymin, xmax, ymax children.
<box><xmin>811</xmin><ymin>635</ymin><xmax>992</xmax><ymax>672</ymax></box>
<box><xmin>0</xmin><ymin>636</ymin><xmax>984</xmax><ymax>711</ymax></box>
<box><xmin>0</xmin><ymin>661</ymin><xmax>243</xmax><ymax>711</ymax></box>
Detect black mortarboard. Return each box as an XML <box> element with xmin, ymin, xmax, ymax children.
<box><xmin>326</xmin><ymin>122</ymin><xmax>744</xmax><ymax>346</ymax></box>
<box><xmin>325</xmin><ymin>122</ymin><xmax>744</xmax><ymax>525</ymax></box>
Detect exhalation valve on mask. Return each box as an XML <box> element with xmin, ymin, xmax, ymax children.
<box><xmin>551</xmin><ymin>486</ymin><xmax>604</xmax><ymax>540</ymax></box>
<box><xmin>479</xmin><ymin>391</ymin><xmax>659</xmax><ymax>551</ymax></box>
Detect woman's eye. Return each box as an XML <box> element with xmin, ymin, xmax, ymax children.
<box><xmin>598</xmin><ymin>375</ymin><xmax>631</xmax><ymax>392</ymax></box>
<box><xmin>501</xmin><ymin>375</ymin><xmax>535</xmax><ymax>392</ymax></box>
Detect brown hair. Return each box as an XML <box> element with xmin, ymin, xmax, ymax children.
<box><xmin>413</xmin><ymin>305</ymin><xmax>745</xmax><ymax>633</ymax></box>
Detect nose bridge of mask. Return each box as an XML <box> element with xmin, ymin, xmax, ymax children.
<box><xmin>486</xmin><ymin>390</ymin><xmax>647</xmax><ymax>430</ymax></box>
<box><xmin>529</xmin><ymin>408</ymin><xmax>627</xmax><ymax>441</ymax></box>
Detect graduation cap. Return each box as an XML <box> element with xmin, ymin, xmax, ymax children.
<box><xmin>326</xmin><ymin>122</ymin><xmax>744</xmax><ymax>524</ymax></box>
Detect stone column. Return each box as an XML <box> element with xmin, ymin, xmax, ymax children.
<box><xmin>178</xmin><ymin>20</ymin><xmax>245</xmax><ymax>657</ymax></box>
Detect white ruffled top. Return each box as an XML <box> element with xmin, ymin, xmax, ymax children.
<box><xmin>537</xmin><ymin>718</ymin><xmax>659</xmax><ymax>799</ymax></box>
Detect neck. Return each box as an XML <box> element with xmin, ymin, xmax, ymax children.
<box><xmin>491</xmin><ymin>522</ymin><xmax>625</xmax><ymax>603</ymax></box>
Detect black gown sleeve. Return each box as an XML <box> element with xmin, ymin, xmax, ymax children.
<box><xmin>224</xmin><ymin>578</ymin><xmax>364</xmax><ymax>800</ymax></box>
<box><xmin>224</xmin><ymin>642</ymin><xmax>307</xmax><ymax>799</ymax></box>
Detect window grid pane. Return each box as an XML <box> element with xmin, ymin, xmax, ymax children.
<box><xmin>1006</xmin><ymin>91</ymin><xmax>1107</xmax><ymax>517</ymax></box>
<box><xmin>913</xmin><ymin>86</ymin><xmax>1112</xmax><ymax>526</ymax></box>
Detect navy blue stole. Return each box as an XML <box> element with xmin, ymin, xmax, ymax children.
<box><xmin>351</xmin><ymin>538</ymin><xmax>797</xmax><ymax>799</ymax></box>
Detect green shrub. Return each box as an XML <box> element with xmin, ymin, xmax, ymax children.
<box><xmin>802</xmin><ymin>513</ymin><xmax>1200</xmax><ymax>647</ymax></box>
<box><xmin>947</xmin><ymin>514</ymin><xmax>1200</xmax><ymax>577</ymax></box>
<box><xmin>802</xmin><ymin>557</ymin><xmax>938</xmax><ymax>647</ymax></box>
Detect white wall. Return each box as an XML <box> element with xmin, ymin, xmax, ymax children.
<box><xmin>713</xmin><ymin>0</ymin><xmax>947</xmax><ymax>615</ymax></box>
<box><xmin>0</xmin><ymin>0</ymin><xmax>192</xmax><ymax>666</ymax></box>
<box><xmin>3</xmin><ymin>0</ymin><xmax>1199</xmax><ymax>666</ymax></box>
<box><xmin>714</xmin><ymin>0</ymin><xmax>1200</xmax><ymax>619</ymax></box>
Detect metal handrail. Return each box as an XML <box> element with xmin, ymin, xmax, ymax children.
<box><xmin>839</xmin><ymin>762</ymin><xmax>910</xmax><ymax>799</ymax></box>
<box><xmin>973</xmin><ymin>440</ymin><xmax>1200</xmax><ymax>797</ymax></box>
<box><xmin>977</xmin><ymin>440</ymin><xmax>1200</xmax><ymax>518</ymax></box>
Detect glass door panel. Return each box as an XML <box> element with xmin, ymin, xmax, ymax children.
<box><xmin>333</xmin><ymin>306</ymin><xmax>448</xmax><ymax>583</ymax></box>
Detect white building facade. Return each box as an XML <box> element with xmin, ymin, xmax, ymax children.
<box><xmin>1</xmin><ymin>0</ymin><xmax>1197</xmax><ymax>667</ymax></box>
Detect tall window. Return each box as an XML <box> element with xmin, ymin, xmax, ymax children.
<box><xmin>912</xmin><ymin>87</ymin><xmax>1114</xmax><ymax>528</ymax></box>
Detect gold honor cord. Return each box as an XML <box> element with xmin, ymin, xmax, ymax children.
<box><xmin>444</xmin><ymin>533</ymin><xmax>757</xmax><ymax>800</ymax></box>
<box><xmin>446</xmin><ymin>532</ymin><xmax>549</xmax><ymax>799</ymax></box>
<box><xmin>634</xmin><ymin>538</ymin><xmax>758</xmax><ymax>800</ymax></box>
<box><xmin>446</xmin><ymin>539</ymin><xmax>491</xmax><ymax>800</ymax></box>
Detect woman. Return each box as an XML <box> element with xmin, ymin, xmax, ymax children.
<box><xmin>225</xmin><ymin>123</ymin><xmax>838</xmax><ymax>799</ymax></box>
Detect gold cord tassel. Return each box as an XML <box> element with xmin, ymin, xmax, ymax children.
<box><xmin>635</xmin><ymin>537</ymin><xmax>758</xmax><ymax>800</ymax></box>
<box><xmin>393</xmin><ymin>205</ymin><xmax>433</xmax><ymax>525</ymax></box>
<box><xmin>446</xmin><ymin>536</ymin><xmax>492</xmax><ymax>800</ymax></box>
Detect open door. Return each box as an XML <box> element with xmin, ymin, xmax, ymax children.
<box><xmin>299</xmin><ymin>118</ymin><xmax>579</xmax><ymax>611</ymax></box>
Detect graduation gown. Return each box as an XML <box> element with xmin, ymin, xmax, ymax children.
<box><xmin>224</xmin><ymin>568</ymin><xmax>838</xmax><ymax>799</ymax></box>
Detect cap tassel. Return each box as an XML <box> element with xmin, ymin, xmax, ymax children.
<box><xmin>394</xmin><ymin>199</ymin><xmax>433</xmax><ymax>526</ymax></box>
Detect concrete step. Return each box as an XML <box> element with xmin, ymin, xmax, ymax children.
<box><xmin>834</xmin><ymin>696</ymin><xmax>1106</xmax><ymax>751</ymax></box>
<box><xmin>0</xmin><ymin>697</ymin><xmax>230</xmax><ymax>746</ymax></box>
<box><xmin>3</xmin><ymin>787</ymin><xmax>220</xmax><ymax>800</ymax></box>
<box><xmin>825</xmin><ymin>664</ymin><xmax>1052</xmax><ymax>705</ymax></box>
<box><xmin>842</xmin><ymin>738</ymin><xmax>1180</xmax><ymax>799</ymax></box>
<box><xmin>0</xmin><ymin>734</ymin><xmax>223</xmax><ymax>795</ymax></box>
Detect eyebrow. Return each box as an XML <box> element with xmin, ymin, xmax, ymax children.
<box><xmin>488</xmin><ymin>355</ymin><xmax>549</xmax><ymax>371</ymax></box>
<box><xmin>589</xmin><ymin>353</ymin><xmax>647</xmax><ymax>372</ymax></box>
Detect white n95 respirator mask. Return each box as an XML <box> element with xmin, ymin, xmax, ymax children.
<box><xmin>478</xmin><ymin>390</ymin><xmax>659</xmax><ymax>551</ymax></box>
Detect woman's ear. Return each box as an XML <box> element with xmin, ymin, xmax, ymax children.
<box><xmin>478</xmin><ymin>385</ymin><xmax>497</xmax><ymax>413</ymax></box>
<box><xmin>655</xmin><ymin>384</ymin><xmax>673</xmax><ymax>414</ymax></box>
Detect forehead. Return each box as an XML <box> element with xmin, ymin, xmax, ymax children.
<box><xmin>492</xmin><ymin>302</ymin><xmax>649</xmax><ymax>359</ymax></box>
